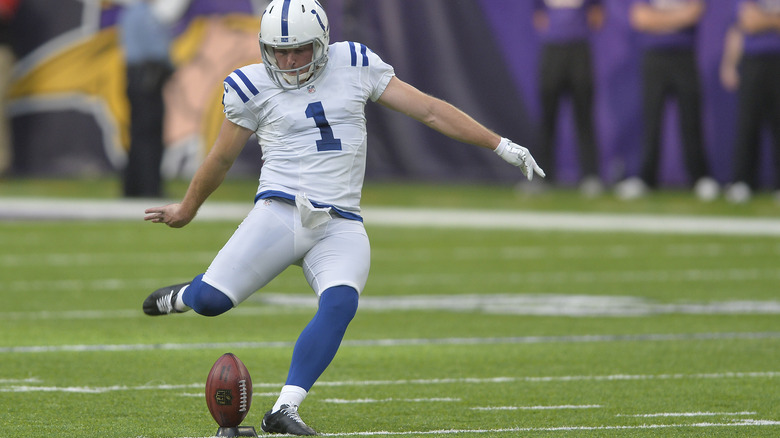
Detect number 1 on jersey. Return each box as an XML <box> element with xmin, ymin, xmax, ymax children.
<box><xmin>306</xmin><ymin>102</ymin><xmax>343</xmax><ymax>151</ymax></box>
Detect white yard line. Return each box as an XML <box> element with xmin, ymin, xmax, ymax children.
<box><xmin>2</xmin><ymin>292</ymin><xmax>779</xmax><ymax>320</ymax></box>
<box><xmin>1</xmin><ymin>332</ymin><xmax>779</xmax><ymax>354</ymax></box>
<box><xmin>313</xmin><ymin>421</ymin><xmax>780</xmax><ymax>436</ymax></box>
<box><xmin>470</xmin><ymin>405</ymin><xmax>602</xmax><ymax>411</ymax></box>
<box><xmin>618</xmin><ymin>411</ymin><xmax>757</xmax><ymax>418</ymax></box>
<box><xmin>255</xmin><ymin>292</ymin><xmax>780</xmax><ymax>316</ymax></box>
<box><xmin>2</xmin><ymin>197</ymin><xmax>780</xmax><ymax>235</ymax></box>
<box><xmin>364</xmin><ymin>207</ymin><xmax>780</xmax><ymax>236</ymax></box>
<box><xmin>174</xmin><ymin>419</ymin><xmax>780</xmax><ymax>438</ymax></box>
<box><xmin>169</xmin><ymin>420</ymin><xmax>780</xmax><ymax>438</ymax></box>
<box><xmin>323</xmin><ymin>397</ymin><xmax>461</xmax><ymax>404</ymax></box>
<box><xmin>1</xmin><ymin>371</ymin><xmax>777</xmax><ymax>393</ymax></box>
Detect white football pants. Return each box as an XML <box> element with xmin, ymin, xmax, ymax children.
<box><xmin>202</xmin><ymin>197</ymin><xmax>370</xmax><ymax>305</ymax></box>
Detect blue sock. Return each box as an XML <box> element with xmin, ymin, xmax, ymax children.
<box><xmin>285</xmin><ymin>285</ymin><xmax>359</xmax><ymax>391</ymax></box>
<box><xmin>181</xmin><ymin>274</ymin><xmax>234</xmax><ymax>317</ymax></box>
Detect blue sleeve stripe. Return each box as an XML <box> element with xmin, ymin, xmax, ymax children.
<box><xmin>224</xmin><ymin>76</ymin><xmax>249</xmax><ymax>103</ymax></box>
<box><xmin>360</xmin><ymin>43</ymin><xmax>369</xmax><ymax>66</ymax></box>
<box><xmin>348</xmin><ymin>42</ymin><xmax>369</xmax><ymax>67</ymax></box>
<box><xmin>233</xmin><ymin>69</ymin><xmax>260</xmax><ymax>96</ymax></box>
<box><xmin>349</xmin><ymin>41</ymin><xmax>357</xmax><ymax>66</ymax></box>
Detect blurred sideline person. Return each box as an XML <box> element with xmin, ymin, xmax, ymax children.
<box><xmin>616</xmin><ymin>0</ymin><xmax>719</xmax><ymax>201</ymax></box>
<box><xmin>0</xmin><ymin>0</ymin><xmax>17</xmax><ymax>175</ymax></box>
<box><xmin>533</xmin><ymin>0</ymin><xmax>604</xmax><ymax>197</ymax></box>
<box><xmin>119</xmin><ymin>0</ymin><xmax>177</xmax><ymax>198</ymax></box>
<box><xmin>141</xmin><ymin>0</ymin><xmax>544</xmax><ymax>435</ymax></box>
<box><xmin>720</xmin><ymin>1</ymin><xmax>780</xmax><ymax>203</ymax></box>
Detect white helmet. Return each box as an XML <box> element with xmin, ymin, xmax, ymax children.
<box><xmin>258</xmin><ymin>0</ymin><xmax>330</xmax><ymax>90</ymax></box>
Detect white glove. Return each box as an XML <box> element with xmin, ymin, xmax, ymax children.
<box><xmin>494</xmin><ymin>138</ymin><xmax>545</xmax><ymax>181</ymax></box>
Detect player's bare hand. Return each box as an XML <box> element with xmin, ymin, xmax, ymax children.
<box><xmin>144</xmin><ymin>203</ymin><xmax>193</xmax><ymax>228</ymax></box>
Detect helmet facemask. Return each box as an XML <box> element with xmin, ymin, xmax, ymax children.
<box><xmin>258</xmin><ymin>0</ymin><xmax>330</xmax><ymax>90</ymax></box>
<box><xmin>260</xmin><ymin>38</ymin><xmax>328</xmax><ymax>90</ymax></box>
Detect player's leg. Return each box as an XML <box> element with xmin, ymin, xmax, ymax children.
<box><xmin>672</xmin><ymin>52</ymin><xmax>708</xmax><ymax>183</ymax></box>
<box><xmin>283</xmin><ymin>285</ymin><xmax>359</xmax><ymax>394</ymax></box>
<box><xmin>263</xmin><ymin>218</ymin><xmax>369</xmax><ymax>435</ymax></box>
<box><xmin>143</xmin><ymin>198</ymin><xmax>302</xmax><ymax>316</ymax></box>
<box><xmin>569</xmin><ymin>43</ymin><xmax>600</xmax><ymax>181</ymax></box>
<box><xmin>144</xmin><ymin>271</ymin><xmax>242</xmax><ymax>316</ymax></box>
<box><xmin>538</xmin><ymin>44</ymin><xmax>566</xmax><ymax>182</ymax></box>
<box><xmin>731</xmin><ymin>57</ymin><xmax>767</xmax><ymax>188</ymax></box>
<box><xmin>767</xmin><ymin>58</ymin><xmax>780</xmax><ymax>193</ymax></box>
<box><xmin>637</xmin><ymin>51</ymin><xmax>667</xmax><ymax>187</ymax></box>
<box><xmin>261</xmin><ymin>285</ymin><xmax>359</xmax><ymax>436</ymax></box>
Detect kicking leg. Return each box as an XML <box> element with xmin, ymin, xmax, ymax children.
<box><xmin>143</xmin><ymin>274</ymin><xmax>234</xmax><ymax>317</ymax></box>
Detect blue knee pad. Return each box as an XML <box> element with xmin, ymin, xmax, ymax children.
<box><xmin>317</xmin><ymin>285</ymin><xmax>359</xmax><ymax>325</ymax></box>
<box><xmin>181</xmin><ymin>274</ymin><xmax>234</xmax><ymax>317</ymax></box>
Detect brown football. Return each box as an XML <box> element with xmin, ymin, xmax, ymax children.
<box><xmin>205</xmin><ymin>353</ymin><xmax>253</xmax><ymax>427</ymax></box>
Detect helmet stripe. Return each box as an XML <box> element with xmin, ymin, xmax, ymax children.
<box><xmin>281</xmin><ymin>0</ymin><xmax>291</xmax><ymax>39</ymax></box>
<box><xmin>311</xmin><ymin>9</ymin><xmax>326</xmax><ymax>31</ymax></box>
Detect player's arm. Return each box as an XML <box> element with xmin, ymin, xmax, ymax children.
<box><xmin>588</xmin><ymin>4</ymin><xmax>605</xmax><ymax>30</ymax></box>
<box><xmin>629</xmin><ymin>0</ymin><xmax>704</xmax><ymax>34</ymax></box>
<box><xmin>144</xmin><ymin>119</ymin><xmax>253</xmax><ymax>228</ymax></box>
<box><xmin>377</xmin><ymin>76</ymin><xmax>500</xmax><ymax>150</ymax></box>
<box><xmin>720</xmin><ymin>26</ymin><xmax>743</xmax><ymax>91</ymax></box>
<box><xmin>533</xmin><ymin>9</ymin><xmax>549</xmax><ymax>32</ymax></box>
<box><xmin>376</xmin><ymin>76</ymin><xmax>544</xmax><ymax>179</ymax></box>
<box><xmin>738</xmin><ymin>1</ymin><xmax>780</xmax><ymax>34</ymax></box>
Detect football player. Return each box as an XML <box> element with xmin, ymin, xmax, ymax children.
<box><xmin>723</xmin><ymin>0</ymin><xmax>780</xmax><ymax>203</ymax></box>
<box><xmin>142</xmin><ymin>0</ymin><xmax>544</xmax><ymax>435</ymax></box>
<box><xmin>615</xmin><ymin>0</ymin><xmax>719</xmax><ymax>201</ymax></box>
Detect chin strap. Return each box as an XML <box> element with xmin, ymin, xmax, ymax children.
<box><xmin>282</xmin><ymin>66</ymin><xmax>314</xmax><ymax>86</ymax></box>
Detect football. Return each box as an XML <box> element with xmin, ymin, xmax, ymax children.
<box><xmin>205</xmin><ymin>353</ymin><xmax>253</xmax><ymax>428</ymax></box>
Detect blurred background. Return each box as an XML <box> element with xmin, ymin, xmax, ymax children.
<box><xmin>0</xmin><ymin>0</ymin><xmax>772</xmax><ymax>191</ymax></box>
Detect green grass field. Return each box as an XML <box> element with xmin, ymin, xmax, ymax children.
<box><xmin>1</xmin><ymin>179</ymin><xmax>779</xmax><ymax>437</ymax></box>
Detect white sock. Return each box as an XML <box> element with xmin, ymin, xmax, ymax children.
<box><xmin>174</xmin><ymin>285</ymin><xmax>191</xmax><ymax>312</ymax></box>
<box><xmin>272</xmin><ymin>385</ymin><xmax>308</xmax><ymax>413</ymax></box>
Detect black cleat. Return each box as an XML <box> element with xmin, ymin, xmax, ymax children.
<box><xmin>261</xmin><ymin>404</ymin><xmax>317</xmax><ymax>436</ymax></box>
<box><xmin>142</xmin><ymin>283</ymin><xmax>190</xmax><ymax>316</ymax></box>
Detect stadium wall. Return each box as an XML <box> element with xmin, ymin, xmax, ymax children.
<box><xmin>4</xmin><ymin>0</ymin><xmax>769</xmax><ymax>188</ymax></box>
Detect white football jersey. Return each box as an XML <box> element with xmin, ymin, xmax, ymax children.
<box><xmin>222</xmin><ymin>41</ymin><xmax>395</xmax><ymax>220</ymax></box>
